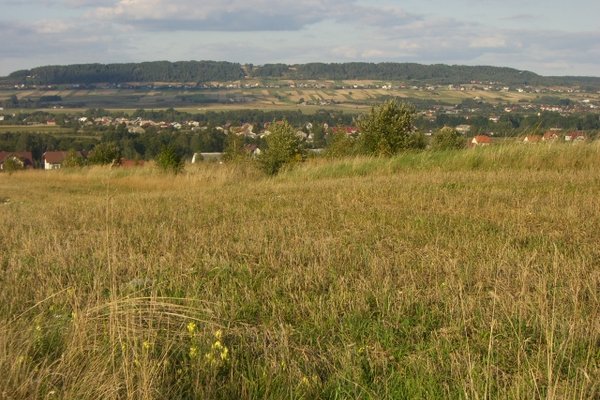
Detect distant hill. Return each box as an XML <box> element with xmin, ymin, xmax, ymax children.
<box><xmin>4</xmin><ymin>61</ymin><xmax>244</xmax><ymax>85</ymax></box>
<box><xmin>3</xmin><ymin>61</ymin><xmax>600</xmax><ymax>88</ymax></box>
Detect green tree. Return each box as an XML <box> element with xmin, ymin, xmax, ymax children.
<box><xmin>2</xmin><ymin>157</ymin><xmax>24</xmax><ymax>174</ymax></box>
<box><xmin>62</xmin><ymin>150</ymin><xmax>86</xmax><ymax>168</ymax></box>
<box><xmin>430</xmin><ymin>127</ymin><xmax>466</xmax><ymax>150</ymax></box>
<box><xmin>325</xmin><ymin>131</ymin><xmax>357</xmax><ymax>158</ymax></box>
<box><xmin>357</xmin><ymin>99</ymin><xmax>423</xmax><ymax>155</ymax></box>
<box><xmin>258</xmin><ymin>120</ymin><xmax>304</xmax><ymax>175</ymax></box>
<box><xmin>155</xmin><ymin>145</ymin><xmax>184</xmax><ymax>174</ymax></box>
<box><xmin>88</xmin><ymin>142</ymin><xmax>121</xmax><ymax>165</ymax></box>
<box><xmin>222</xmin><ymin>134</ymin><xmax>246</xmax><ymax>162</ymax></box>
<box><xmin>311</xmin><ymin>124</ymin><xmax>327</xmax><ymax>149</ymax></box>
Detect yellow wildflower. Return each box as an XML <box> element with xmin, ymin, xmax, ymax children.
<box><xmin>189</xmin><ymin>346</ymin><xmax>198</xmax><ymax>358</ymax></box>
<box><xmin>214</xmin><ymin>329</ymin><xmax>222</xmax><ymax>340</ymax></box>
<box><xmin>186</xmin><ymin>322</ymin><xmax>196</xmax><ymax>335</ymax></box>
<box><xmin>220</xmin><ymin>347</ymin><xmax>229</xmax><ymax>361</ymax></box>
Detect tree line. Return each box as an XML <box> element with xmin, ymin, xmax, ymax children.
<box><xmin>5</xmin><ymin>61</ymin><xmax>244</xmax><ymax>85</ymax></box>
<box><xmin>4</xmin><ymin>61</ymin><xmax>600</xmax><ymax>88</ymax></box>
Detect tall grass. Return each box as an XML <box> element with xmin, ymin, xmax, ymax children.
<box><xmin>0</xmin><ymin>144</ymin><xmax>598</xmax><ymax>399</ymax></box>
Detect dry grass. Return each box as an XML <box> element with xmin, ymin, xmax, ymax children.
<box><xmin>0</xmin><ymin>145</ymin><xmax>599</xmax><ymax>399</ymax></box>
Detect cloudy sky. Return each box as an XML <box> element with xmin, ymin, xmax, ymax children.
<box><xmin>1</xmin><ymin>0</ymin><xmax>599</xmax><ymax>77</ymax></box>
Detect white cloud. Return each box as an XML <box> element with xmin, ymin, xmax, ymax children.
<box><xmin>88</xmin><ymin>0</ymin><xmax>415</xmax><ymax>32</ymax></box>
<box><xmin>469</xmin><ymin>36</ymin><xmax>507</xmax><ymax>49</ymax></box>
<box><xmin>0</xmin><ymin>0</ymin><xmax>599</xmax><ymax>76</ymax></box>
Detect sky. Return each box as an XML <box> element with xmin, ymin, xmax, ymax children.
<box><xmin>1</xmin><ymin>0</ymin><xmax>599</xmax><ymax>77</ymax></box>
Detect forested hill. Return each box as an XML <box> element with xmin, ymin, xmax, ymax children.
<box><xmin>5</xmin><ymin>61</ymin><xmax>245</xmax><ymax>85</ymax></box>
<box><xmin>3</xmin><ymin>61</ymin><xmax>600</xmax><ymax>88</ymax></box>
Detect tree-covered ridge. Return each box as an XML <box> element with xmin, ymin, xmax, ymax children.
<box><xmin>7</xmin><ymin>61</ymin><xmax>244</xmax><ymax>84</ymax></box>
<box><xmin>254</xmin><ymin>63</ymin><xmax>600</xmax><ymax>87</ymax></box>
<box><xmin>254</xmin><ymin>62</ymin><xmax>543</xmax><ymax>84</ymax></box>
<box><xmin>3</xmin><ymin>61</ymin><xmax>600</xmax><ymax>87</ymax></box>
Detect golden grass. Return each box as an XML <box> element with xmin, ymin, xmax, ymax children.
<box><xmin>0</xmin><ymin>145</ymin><xmax>598</xmax><ymax>398</ymax></box>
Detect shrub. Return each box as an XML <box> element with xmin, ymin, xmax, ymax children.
<box><xmin>156</xmin><ymin>145</ymin><xmax>184</xmax><ymax>174</ymax></box>
<box><xmin>357</xmin><ymin>99</ymin><xmax>424</xmax><ymax>155</ymax></box>
<box><xmin>324</xmin><ymin>131</ymin><xmax>357</xmax><ymax>158</ymax></box>
<box><xmin>89</xmin><ymin>142</ymin><xmax>121</xmax><ymax>165</ymax></box>
<box><xmin>258</xmin><ymin>120</ymin><xmax>304</xmax><ymax>175</ymax></box>
<box><xmin>2</xmin><ymin>157</ymin><xmax>25</xmax><ymax>173</ymax></box>
<box><xmin>62</xmin><ymin>150</ymin><xmax>86</xmax><ymax>168</ymax></box>
<box><xmin>222</xmin><ymin>134</ymin><xmax>247</xmax><ymax>162</ymax></box>
<box><xmin>430</xmin><ymin>127</ymin><xmax>466</xmax><ymax>150</ymax></box>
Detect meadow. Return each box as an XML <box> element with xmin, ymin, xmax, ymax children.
<box><xmin>0</xmin><ymin>144</ymin><xmax>598</xmax><ymax>399</ymax></box>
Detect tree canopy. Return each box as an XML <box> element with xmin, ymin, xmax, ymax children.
<box><xmin>357</xmin><ymin>99</ymin><xmax>424</xmax><ymax>155</ymax></box>
<box><xmin>258</xmin><ymin>121</ymin><xmax>304</xmax><ymax>175</ymax></box>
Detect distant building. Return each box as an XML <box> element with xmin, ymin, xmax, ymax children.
<box><xmin>523</xmin><ymin>135</ymin><xmax>542</xmax><ymax>143</ymax></box>
<box><xmin>118</xmin><ymin>159</ymin><xmax>145</xmax><ymax>168</ymax></box>
<box><xmin>0</xmin><ymin>151</ymin><xmax>34</xmax><ymax>170</ymax></box>
<box><xmin>191</xmin><ymin>152</ymin><xmax>223</xmax><ymax>163</ymax></box>
<box><xmin>543</xmin><ymin>130</ymin><xmax>562</xmax><ymax>142</ymax></box>
<box><xmin>43</xmin><ymin>151</ymin><xmax>85</xmax><ymax>170</ymax></box>
<box><xmin>455</xmin><ymin>124</ymin><xmax>471</xmax><ymax>134</ymax></box>
<box><xmin>565</xmin><ymin>131</ymin><xmax>586</xmax><ymax>142</ymax></box>
<box><xmin>471</xmin><ymin>135</ymin><xmax>492</xmax><ymax>146</ymax></box>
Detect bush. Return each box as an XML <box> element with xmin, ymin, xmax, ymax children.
<box><xmin>62</xmin><ymin>150</ymin><xmax>86</xmax><ymax>168</ymax></box>
<box><xmin>89</xmin><ymin>142</ymin><xmax>121</xmax><ymax>165</ymax></box>
<box><xmin>357</xmin><ymin>99</ymin><xmax>424</xmax><ymax>155</ymax></box>
<box><xmin>222</xmin><ymin>134</ymin><xmax>247</xmax><ymax>162</ymax></box>
<box><xmin>2</xmin><ymin>157</ymin><xmax>25</xmax><ymax>173</ymax></box>
<box><xmin>324</xmin><ymin>131</ymin><xmax>357</xmax><ymax>158</ymax></box>
<box><xmin>156</xmin><ymin>145</ymin><xmax>184</xmax><ymax>174</ymax></box>
<box><xmin>430</xmin><ymin>127</ymin><xmax>466</xmax><ymax>150</ymax></box>
<box><xmin>258</xmin><ymin>120</ymin><xmax>304</xmax><ymax>175</ymax></box>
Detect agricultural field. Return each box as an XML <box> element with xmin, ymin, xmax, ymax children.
<box><xmin>2</xmin><ymin>80</ymin><xmax>592</xmax><ymax>114</ymax></box>
<box><xmin>0</xmin><ymin>125</ymin><xmax>73</xmax><ymax>134</ymax></box>
<box><xmin>0</xmin><ymin>145</ymin><xmax>598</xmax><ymax>399</ymax></box>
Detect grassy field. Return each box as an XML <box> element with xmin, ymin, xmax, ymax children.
<box><xmin>0</xmin><ymin>145</ymin><xmax>599</xmax><ymax>399</ymax></box>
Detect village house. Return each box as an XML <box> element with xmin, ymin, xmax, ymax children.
<box><xmin>332</xmin><ymin>126</ymin><xmax>358</xmax><ymax>135</ymax></box>
<box><xmin>471</xmin><ymin>135</ymin><xmax>492</xmax><ymax>146</ymax></box>
<box><xmin>565</xmin><ymin>131</ymin><xmax>586</xmax><ymax>142</ymax></box>
<box><xmin>543</xmin><ymin>130</ymin><xmax>561</xmax><ymax>141</ymax></box>
<box><xmin>43</xmin><ymin>151</ymin><xmax>85</xmax><ymax>170</ymax></box>
<box><xmin>455</xmin><ymin>124</ymin><xmax>471</xmax><ymax>134</ymax></box>
<box><xmin>244</xmin><ymin>144</ymin><xmax>262</xmax><ymax>158</ymax></box>
<box><xmin>192</xmin><ymin>152</ymin><xmax>223</xmax><ymax>163</ymax></box>
<box><xmin>118</xmin><ymin>159</ymin><xmax>145</xmax><ymax>168</ymax></box>
<box><xmin>522</xmin><ymin>134</ymin><xmax>542</xmax><ymax>143</ymax></box>
<box><xmin>0</xmin><ymin>151</ymin><xmax>34</xmax><ymax>170</ymax></box>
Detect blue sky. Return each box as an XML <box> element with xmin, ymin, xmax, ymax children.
<box><xmin>1</xmin><ymin>0</ymin><xmax>599</xmax><ymax>77</ymax></box>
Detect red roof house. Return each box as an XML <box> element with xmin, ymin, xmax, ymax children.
<box><xmin>119</xmin><ymin>159</ymin><xmax>145</xmax><ymax>168</ymax></box>
<box><xmin>0</xmin><ymin>151</ymin><xmax>34</xmax><ymax>170</ymax></box>
<box><xmin>543</xmin><ymin>130</ymin><xmax>561</xmax><ymax>141</ymax></box>
<box><xmin>43</xmin><ymin>151</ymin><xmax>86</xmax><ymax>170</ymax></box>
<box><xmin>523</xmin><ymin>135</ymin><xmax>542</xmax><ymax>143</ymax></box>
<box><xmin>565</xmin><ymin>131</ymin><xmax>586</xmax><ymax>142</ymax></box>
<box><xmin>471</xmin><ymin>135</ymin><xmax>492</xmax><ymax>146</ymax></box>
